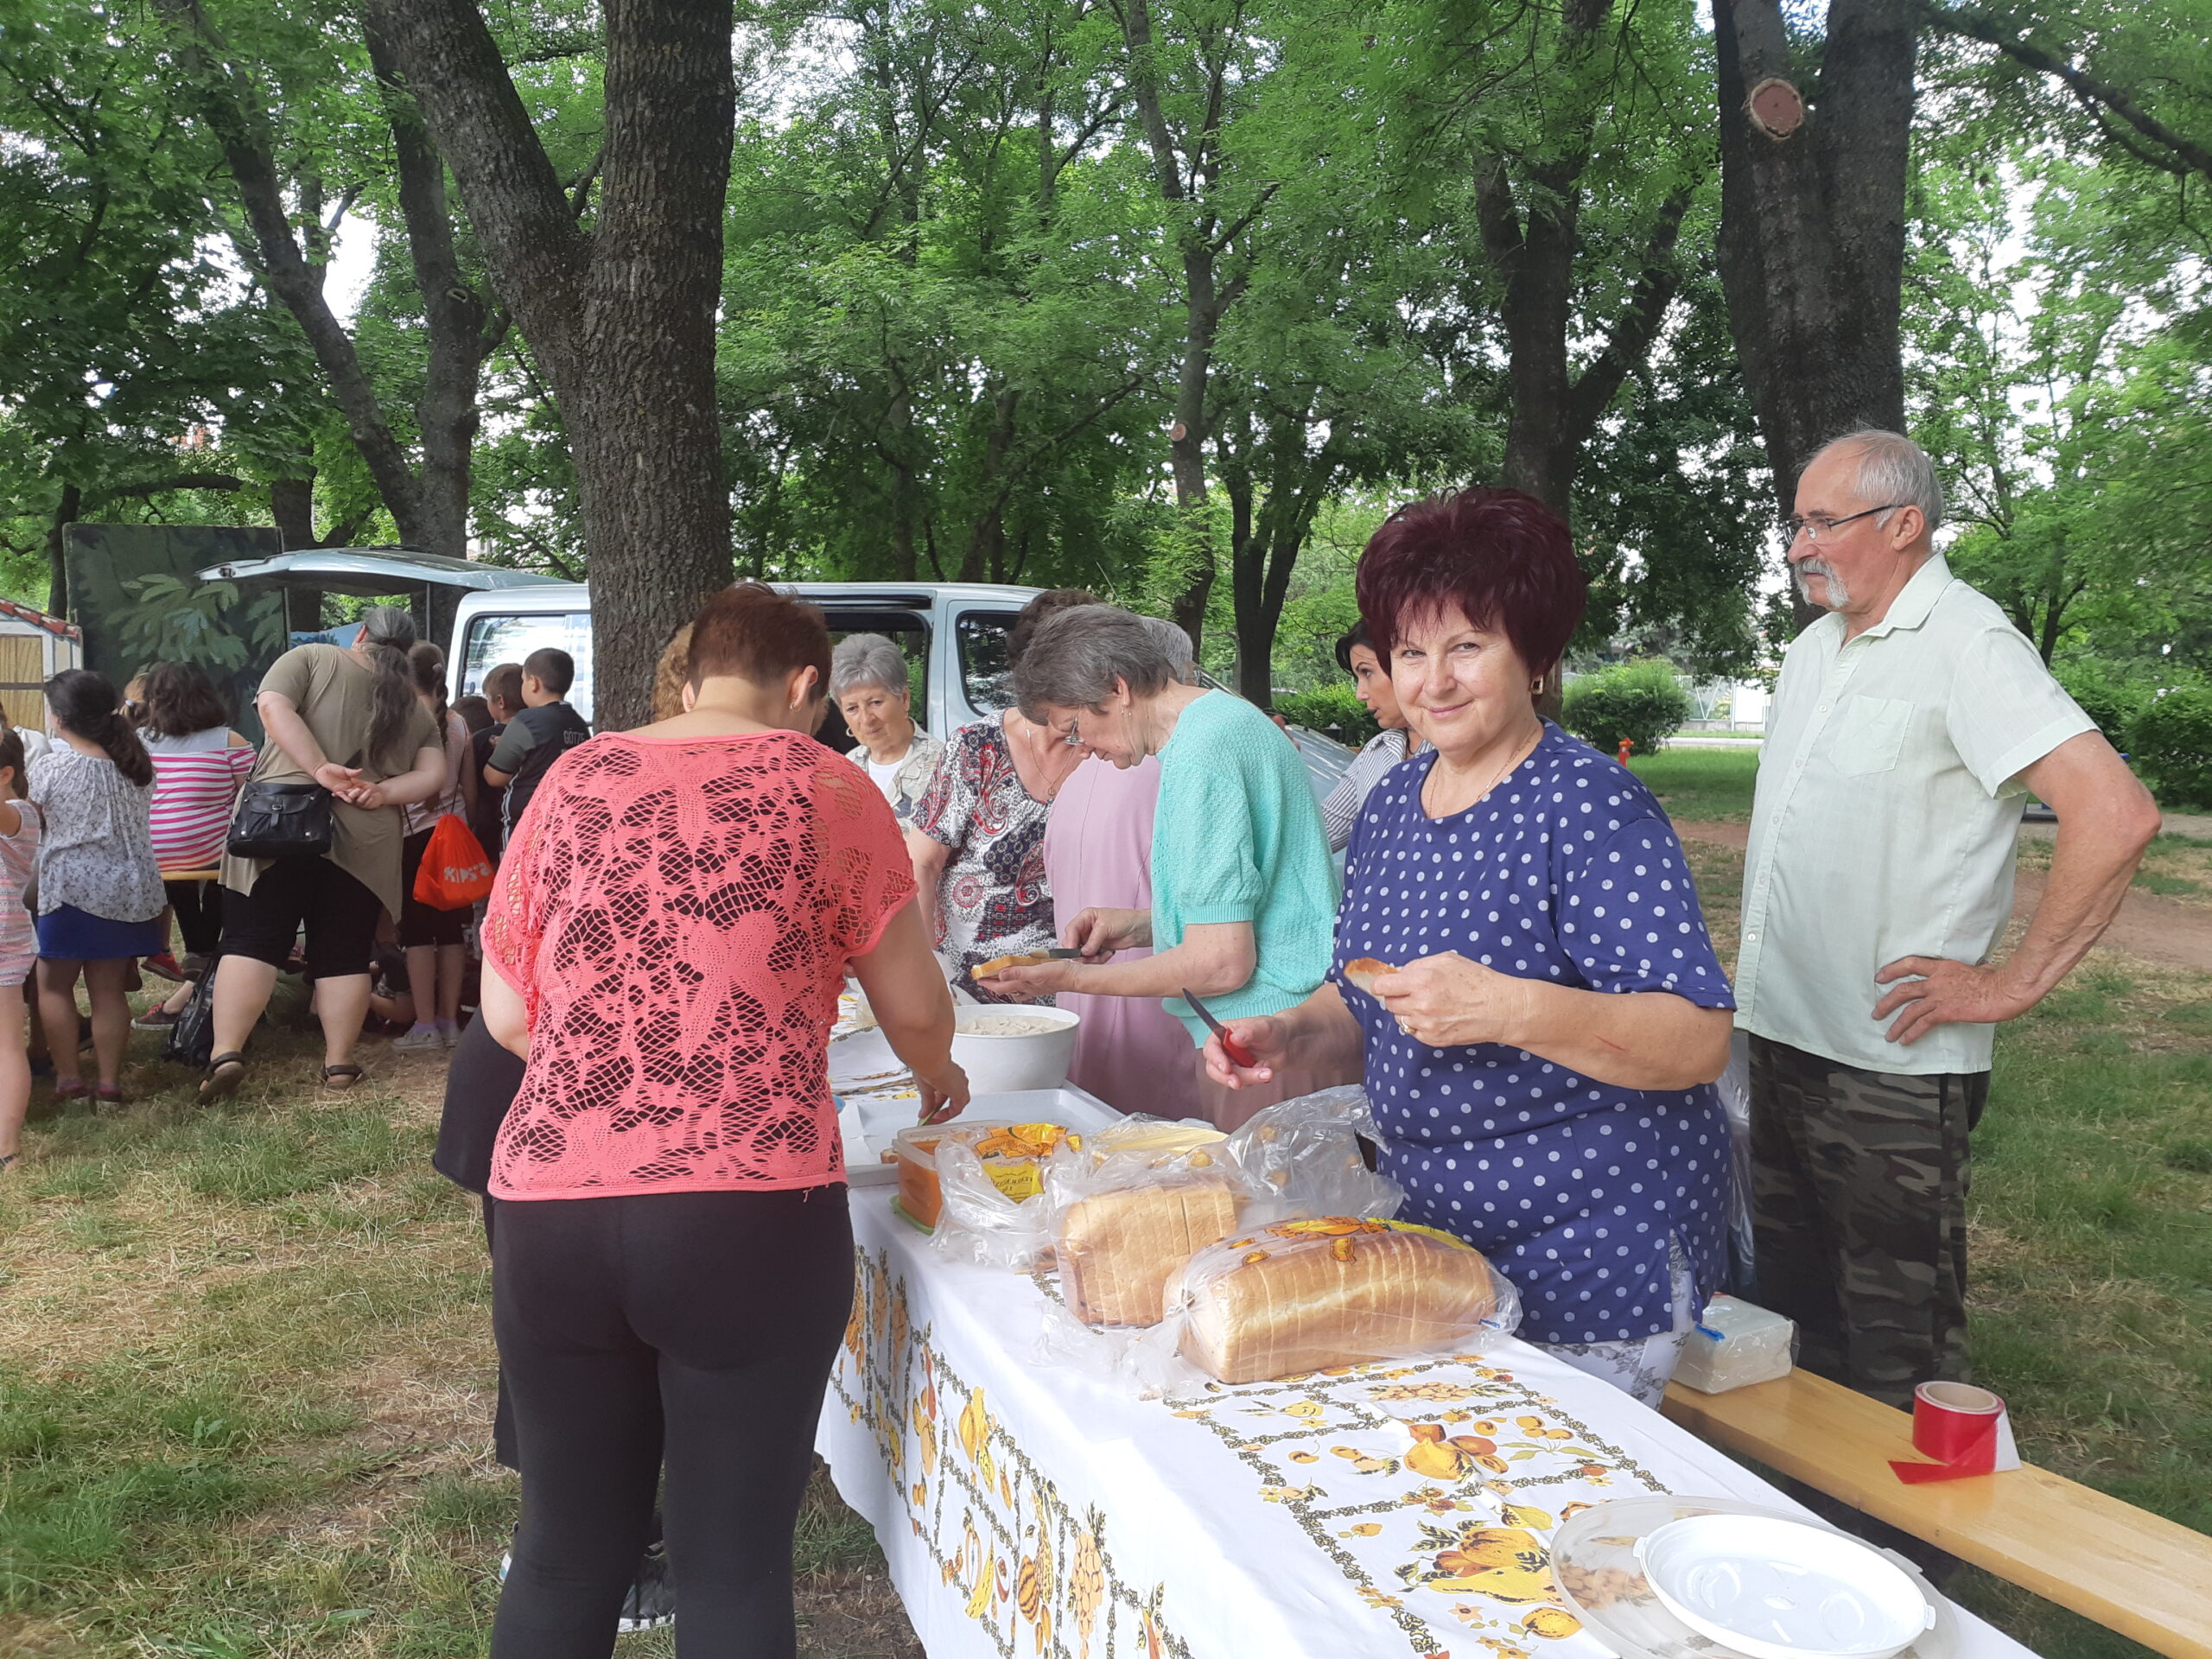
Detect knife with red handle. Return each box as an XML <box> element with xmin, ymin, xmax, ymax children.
<box><xmin>1182</xmin><ymin>986</ymin><xmax>1258</xmax><ymax>1069</ymax></box>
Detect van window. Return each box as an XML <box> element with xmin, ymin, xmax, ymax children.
<box><xmin>956</xmin><ymin>611</ymin><xmax>1020</xmax><ymax>714</ymax></box>
<box><xmin>461</xmin><ymin>612</ymin><xmax>594</xmax><ymax>721</ymax></box>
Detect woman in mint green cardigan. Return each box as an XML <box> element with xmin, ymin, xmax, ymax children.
<box><xmin>979</xmin><ymin>605</ymin><xmax>1341</xmax><ymax>1128</ymax></box>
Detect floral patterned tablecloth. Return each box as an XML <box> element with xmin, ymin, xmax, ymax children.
<box><xmin>815</xmin><ymin>1193</ymin><xmax>2034</xmax><ymax>1659</ymax></box>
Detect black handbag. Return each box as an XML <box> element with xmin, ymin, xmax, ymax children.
<box><xmin>227</xmin><ymin>781</ymin><xmax>334</xmax><ymax>860</ymax></box>
<box><xmin>162</xmin><ymin>965</ymin><xmax>219</xmax><ymax>1071</ymax></box>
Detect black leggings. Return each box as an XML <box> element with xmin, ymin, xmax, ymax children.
<box><xmin>165</xmin><ymin>880</ymin><xmax>223</xmax><ymax>958</ymax></box>
<box><xmin>490</xmin><ymin>1185</ymin><xmax>854</xmax><ymax>1659</ymax></box>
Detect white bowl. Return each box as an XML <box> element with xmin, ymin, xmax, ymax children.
<box><xmin>950</xmin><ymin>1004</ymin><xmax>1081</xmax><ymax>1094</ymax></box>
<box><xmin>1637</xmin><ymin>1514</ymin><xmax>1935</xmax><ymax>1659</ymax></box>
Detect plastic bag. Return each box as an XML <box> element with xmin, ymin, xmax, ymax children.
<box><xmin>1157</xmin><ymin>1217</ymin><xmax>1522</xmax><ymax>1386</ymax></box>
<box><xmin>1040</xmin><ymin>1116</ymin><xmax>1241</xmax><ymax>1326</ymax></box>
<box><xmin>414</xmin><ymin>813</ymin><xmax>495</xmax><ymax>910</ymax></box>
<box><xmin>928</xmin><ymin>1122</ymin><xmax>1083</xmax><ymax>1268</ymax></box>
<box><xmin>1223</xmin><ymin>1085</ymin><xmax>1402</xmax><ymax>1224</ymax></box>
<box><xmin>1715</xmin><ymin>1032</ymin><xmax>1754</xmax><ymax>1287</ymax></box>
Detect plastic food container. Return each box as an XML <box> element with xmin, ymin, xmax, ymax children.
<box><xmin>1637</xmin><ymin>1514</ymin><xmax>1936</xmax><ymax>1659</ymax></box>
<box><xmin>893</xmin><ymin>1120</ymin><xmax>1072</xmax><ymax>1230</ymax></box>
<box><xmin>950</xmin><ymin>1005</ymin><xmax>1080</xmax><ymax>1094</ymax></box>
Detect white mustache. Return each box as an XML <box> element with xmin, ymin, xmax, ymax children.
<box><xmin>1794</xmin><ymin>559</ymin><xmax>1849</xmax><ymax>606</ymax></box>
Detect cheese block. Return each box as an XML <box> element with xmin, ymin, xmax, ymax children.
<box><xmin>1177</xmin><ymin>1220</ymin><xmax>1502</xmax><ymax>1384</ymax></box>
<box><xmin>1058</xmin><ymin>1179</ymin><xmax>1241</xmax><ymax>1326</ymax></box>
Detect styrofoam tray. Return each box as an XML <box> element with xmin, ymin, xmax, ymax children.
<box><xmin>838</xmin><ymin>1086</ymin><xmax>1121</xmax><ymax>1185</ymax></box>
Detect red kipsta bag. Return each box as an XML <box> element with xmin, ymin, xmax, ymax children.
<box><xmin>414</xmin><ymin>813</ymin><xmax>495</xmax><ymax>909</ymax></box>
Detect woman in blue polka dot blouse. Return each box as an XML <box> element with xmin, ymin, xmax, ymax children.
<box><xmin>1201</xmin><ymin>488</ymin><xmax>1735</xmax><ymax>1405</ymax></box>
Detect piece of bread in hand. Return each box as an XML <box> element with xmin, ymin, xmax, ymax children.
<box><xmin>1342</xmin><ymin>957</ymin><xmax>1396</xmax><ymax>997</ymax></box>
<box><xmin>974</xmin><ymin>952</ymin><xmax>1052</xmax><ymax>981</ymax></box>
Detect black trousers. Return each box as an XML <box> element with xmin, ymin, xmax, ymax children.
<box><xmin>490</xmin><ymin>1185</ymin><xmax>854</xmax><ymax>1659</ymax></box>
<box><xmin>164</xmin><ymin>879</ymin><xmax>223</xmax><ymax>958</ymax></box>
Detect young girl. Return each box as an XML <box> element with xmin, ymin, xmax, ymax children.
<box><xmin>393</xmin><ymin>642</ymin><xmax>476</xmax><ymax>1052</ymax></box>
<box><xmin>33</xmin><ymin>670</ymin><xmax>164</xmax><ymax>1105</ymax></box>
<box><xmin>0</xmin><ymin>728</ymin><xmax>41</xmax><ymax>1170</ymax></box>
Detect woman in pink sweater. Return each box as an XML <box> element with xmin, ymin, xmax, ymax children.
<box><xmin>479</xmin><ymin>583</ymin><xmax>966</xmax><ymax>1658</ymax></box>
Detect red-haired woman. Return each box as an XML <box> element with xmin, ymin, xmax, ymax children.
<box><xmin>478</xmin><ymin>582</ymin><xmax>965</xmax><ymax>1657</ymax></box>
<box><xmin>1199</xmin><ymin>488</ymin><xmax>1735</xmax><ymax>1404</ymax></box>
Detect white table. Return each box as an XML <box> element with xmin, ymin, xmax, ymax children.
<box><xmin>816</xmin><ymin>1185</ymin><xmax>2039</xmax><ymax>1659</ymax></box>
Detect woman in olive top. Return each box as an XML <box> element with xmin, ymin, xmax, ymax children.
<box><xmin>205</xmin><ymin>606</ymin><xmax>447</xmax><ymax>1096</ymax></box>
<box><xmin>983</xmin><ymin>605</ymin><xmax>1340</xmax><ymax>1128</ymax></box>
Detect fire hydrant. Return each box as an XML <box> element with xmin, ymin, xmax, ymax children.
<box><xmin>1617</xmin><ymin>737</ymin><xmax>1635</xmax><ymax>766</ymax></box>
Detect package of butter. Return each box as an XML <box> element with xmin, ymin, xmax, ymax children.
<box><xmin>1670</xmin><ymin>1294</ymin><xmax>1796</xmax><ymax>1394</ymax></box>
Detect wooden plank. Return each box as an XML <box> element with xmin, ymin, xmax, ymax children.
<box><xmin>1662</xmin><ymin>1371</ymin><xmax>2212</xmax><ymax>1659</ymax></box>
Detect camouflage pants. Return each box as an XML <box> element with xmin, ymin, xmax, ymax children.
<box><xmin>1746</xmin><ymin>1036</ymin><xmax>1987</xmax><ymax>1411</ymax></box>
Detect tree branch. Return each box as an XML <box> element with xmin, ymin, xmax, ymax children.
<box><xmin>1923</xmin><ymin>3</ymin><xmax>2212</xmax><ymax>181</ymax></box>
<box><xmin>1565</xmin><ymin>181</ymin><xmax>1694</xmax><ymax>438</ymax></box>
<box><xmin>86</xmin><ymin>473</ymin><xmax>245</xmax><ymax>504</ymax></box>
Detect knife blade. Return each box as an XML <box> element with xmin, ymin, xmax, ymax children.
<box><xmin>1182</xmin><ymin>986</ymin><xmax>1258</xmax><ymax>1068</ymax></box>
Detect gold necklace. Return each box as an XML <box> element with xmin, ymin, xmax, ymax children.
<box><xmin>1421</xmin><ymin>722</ymin><xmax>1541</xmax><ymax>818</ymax></box>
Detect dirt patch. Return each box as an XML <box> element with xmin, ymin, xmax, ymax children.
<box><xmin>1671</xmin><ymin>821</ymin><xmax>2212</xmax><ymax>974</ymax></box>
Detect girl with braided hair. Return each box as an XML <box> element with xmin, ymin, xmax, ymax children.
<box><xmin>30</xmin><ymin>669</ymin><xmax>164</xmax><ymax>1104</ymax></box>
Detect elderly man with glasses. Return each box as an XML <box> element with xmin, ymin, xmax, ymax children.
<box><xmin>1738</xmin><ymin>429</ymin><xmax>2158</xmax><ymax>1410</ymax></box>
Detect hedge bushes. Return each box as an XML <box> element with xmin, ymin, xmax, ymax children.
<box><xmin>1560</xmin><ymin>661</ymin><xmax>1692</xmax><ymax>756</ymax></box>
<box><xmin>2129</xmin><ymin>686</ymin><xmax>2212</xmax><ymax>809</ymax></box>
<box><xmin>1274</xmin><ymin>683</ymin><xmax>1381</xmax><ymax>746</ymax></box>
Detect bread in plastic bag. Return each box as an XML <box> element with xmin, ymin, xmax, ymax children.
<box><xmin>926</xmin><ymin>1122</ymin><xmax>1081</xmax><ymax>1268</ymax></box>
<box><xmin>1163</xmin><ymin>1217</ymin><xmax>1521</xmax><ymax>1384</ymax></box>
<box><xmin>1222</xmin><ymin>1084</ymin><xmax>1401</xmax><ymax>1224</ymax></box>
<box><xmin>1041</xmin><ymin>1116</ymin><xmax>1239</xmax><ymax>1325</ymax></box>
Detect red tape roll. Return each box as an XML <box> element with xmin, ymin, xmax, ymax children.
<box><xmin>1890</xmin><ymin>1381</ymin><xmax>2020</xmax><ymax>1484</ymax></box>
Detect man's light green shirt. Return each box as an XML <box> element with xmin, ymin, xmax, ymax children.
<box><xmin>1736</xmin><ymin>555</ymin><xmax>2094</xmax><ymax>1076</ymax></box>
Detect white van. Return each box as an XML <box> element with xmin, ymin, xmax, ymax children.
<box><xmin>450</xmin><ymin>579</ymin><xmax>1354</xmax><ymax>800</ymax></box>
<box><xmin>194</xmin><ymin>551</ymin><xmax>1351</xmax><ymax>798</ymax></box>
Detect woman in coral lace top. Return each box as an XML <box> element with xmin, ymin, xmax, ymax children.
<box><xmin>478</xmin><ymin>582</ymin><xmax>968</xmax><ymax>1659</ymax></box>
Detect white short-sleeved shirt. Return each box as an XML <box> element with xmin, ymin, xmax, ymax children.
<box><xmin>1736</xmin><ymin>555</ymin><xmax>2095</xmax><ymax>1077</ymax></box>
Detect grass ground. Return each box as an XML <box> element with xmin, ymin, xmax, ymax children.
<box><xmin>0</xmin><ymin>1034</ymin><xmax>917</xmax><ymax>1658</ymax></box>
<box><xmin>0</xmin><ymin>756</ymin><xmax>2202</xmax><ymax>1655</ymax></box>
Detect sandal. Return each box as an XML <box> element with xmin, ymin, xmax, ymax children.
<box><xmin>199</xmin><ymin>1052</ymin><xmax>247</xmax><ymax>1103</ymax></box>
<box><xmin>52</xmin><ymin>1077</ymin><xmax>87</xmax><ymax>1102</ymax></box>
<box><xmin>93</xmin><ymin>1085</ymin><xmax>124</xmax><ymax>1108</ymax></box>
<box><xmin>0</xmin><ymin>1153</ymin><xmax>15</xmax><ymax>1173</ymax></box>
<box><xmin>321</xmin><ymin>1063</ymin><xmax>365</xmax><ymax>1091</ymax></box>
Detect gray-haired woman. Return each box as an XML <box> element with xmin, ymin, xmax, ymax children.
<box><xmin>830</xmin><ymin>633</ymin><xmax>941</xmax><ymax>823</ymax></box>
<box><xmin>980</xmin><ymin>606</ymin><xmax>1341</xmax><ymax>1128</ymax></box>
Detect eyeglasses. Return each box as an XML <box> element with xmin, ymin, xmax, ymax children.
<box><xmin>1783</xmin><ymin>504</ymin><xmax>1906</xmax><ymax>544</ymax></box>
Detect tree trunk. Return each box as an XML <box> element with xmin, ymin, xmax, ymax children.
<box><xmin>270</xmin><ymin>475</ymin><xmax>317</xmax><ymax>549</ymax></box>
<box><xmin>47</xmin><ymin>482</ymin><xmax>81</xmax><ymax>617</ymax></box>
<box><xmin>365</xmin><ymin>13</ymin><xmax>496</xmax><ymax>563</ymax></box>
<box><xmin>362</xmin><ymin>0</ymin><xmax>737</xmax><ymax>731</ymax></box>
<box><xmin>161</xmin><ymin>0</ymin><xmax>429</xmax><ymax>547</ymax></box>
<box><xmin>1713</xmin><ymin>0</ymin><xmax>1916</xmax><ymax>626</ymax></box>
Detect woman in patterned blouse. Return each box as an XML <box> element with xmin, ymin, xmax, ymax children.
<box><xmin>906</xmin><ymin>591</ymin><xmax>1092</xmax><ymax>999</ymax></box>
<box><xmin>478</xmin><ymin>583</ymin><xmax>965</xmax><ymax>1657</ymax></box>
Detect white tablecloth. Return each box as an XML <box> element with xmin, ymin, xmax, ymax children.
<box><xmin>816</xmin><ymin>1186</ymin><xmax>2037</xmax><ymax>1659</ymax></box>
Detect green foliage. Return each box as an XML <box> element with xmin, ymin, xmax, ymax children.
<box><xmin>1274</xmin><ymin>683</ymin><xmax>1380</xmax><ymax>746</ymax></box>
<box><xmin>2051</xmin><ymin>657</ymin><xmax>2150</xmax><ymax>746</ymax></box>
<box><xmin>114</xmin><ymin>577</ymin><xmax>288</xmax><ymax>675</ymax></box>
<box><xmin>1560</xmin><ymin>661</ymin><xmax>1692</xmax><ymax>756</ymax></box>
<box><xmin>2127</xmin><ymin>686</ymin><xmax>2212</xmax><ymax>809</ymax></box>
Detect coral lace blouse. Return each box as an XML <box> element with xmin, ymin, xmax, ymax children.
<box><xmin>482</xmin><ymin>729</ymin><xmax>917</xmax><ymax>1200</ymax></box>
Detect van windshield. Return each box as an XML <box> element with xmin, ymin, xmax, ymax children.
<box><xmin>461</xmin><ymin>612</ymin><xmax>594</xmax><ymax>721</ymax></box>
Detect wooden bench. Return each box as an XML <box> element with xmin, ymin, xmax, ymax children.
<box><xmin>1662</xmin><ymin>1370</ymin><xmax>2212</xmax><ymax>1659</ymax></box>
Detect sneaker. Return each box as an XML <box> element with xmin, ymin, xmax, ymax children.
<box><xmin>616</xmin><ymin>1541</ymin><xmax>675</xmax><ymax>1633</ymax></box>
<box><xmin>391</xmin><ymin>1025</ymin><xmax>444</xmax><ymax>1053</ymax></box>
<box><xmin>132</xmin><ymin>1006</ymin><xmax>182</xmax><ymax>1031</ymax></box>
<box><xmin>143</xmin><ymin>952</ymin><xmax>187</xmax><ymax>982</ymax></box>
